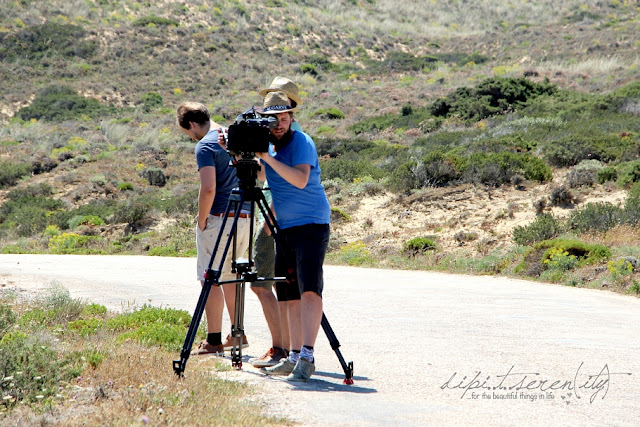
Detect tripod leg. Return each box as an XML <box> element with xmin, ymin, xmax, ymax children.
<box><xmin>321</xmin><ymin>313</ymin><xmax>354</xmax><ymax>384</ymax></box>
<box><xmin>231</xmin><ymin>279</ymin><xmax>246</xmax><ymax>369</ymax></box>
<box><xmin>173</xmin><ymin>278</ymin><xmax>213</xmax><ymax>377</ymax></box>
<box><xmin>173</xmin><ymin>189</ymin><xmax>245</xmax><ymax>376</ymax></box>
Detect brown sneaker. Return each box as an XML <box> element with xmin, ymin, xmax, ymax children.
<box><xmin>222</xmin><ymin>333</ymin><xmax>249</xmax><ymax>351</ymax></box>
<box><xmin>250</xmin><ymin>347</ymin><xmax>288</xmax><ymax>368</ymax></box>
<box><xmin>190</xmin><ymin>340</ymin><xmax>224</xmax><ymax>356</ymax></box>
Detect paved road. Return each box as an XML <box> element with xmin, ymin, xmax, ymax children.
<box><xmin>1</xmin><ymin>254</ymin><xmax>639</xmax><ymax>426</ymax></box>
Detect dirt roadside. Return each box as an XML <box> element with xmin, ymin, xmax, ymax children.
<box><xmin>1</xmin><ymin>254</ymin><xmax>639</xmax><ymax>426</ymax></box>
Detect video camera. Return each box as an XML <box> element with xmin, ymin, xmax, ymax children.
<box><xmin>226</xmin><ymin>107</ymin><xmax>277</xmax><ymax>158</ymax></box>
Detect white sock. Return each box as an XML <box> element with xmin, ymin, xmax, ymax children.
<box><xmin>300</xmin><ymin>346</ymin><xmax>314</xmax><ymax>363</ymax></box>
<box><xmin>288</xmin><ymin>350</ymin><xmax>300</xmax><ymax>364</ymax></box>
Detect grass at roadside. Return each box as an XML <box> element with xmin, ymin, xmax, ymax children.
<box><xmin>0</xmin><ymin>285</ymin><xmax>287</xmax><ymax>426</ymax></box>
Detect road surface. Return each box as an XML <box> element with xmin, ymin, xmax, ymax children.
<box><xmin>1</xmin><ymin>254</ymin><xmax>639</xmax><ymax>426</ymax></box>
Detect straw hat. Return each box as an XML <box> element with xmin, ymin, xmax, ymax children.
<box><xmin>258</xmin><ymin>76</ymin><xmax>302</xmax><ymax>108</ymax></box>
<box><xmin>260</xmin><ymin>91</ymin><xmax>296</xmax><ymax>115</ymax></box>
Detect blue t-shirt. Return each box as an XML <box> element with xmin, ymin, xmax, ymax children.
<box><xmin>195</xmin><ymin>128</ymin><xmax>247</xmax><ymax>214</ymax></box>
<box><xmin>261</xmin><ymin>130</ymin><xmax>331</xmax><ymax>229</ymax></box>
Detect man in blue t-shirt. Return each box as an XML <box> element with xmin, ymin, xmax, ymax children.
<box><xmin>176</xmin><ymin>102</ymin><xmax>251</xmax><ymax>356</ymax></box>
<box><xmin>255</xmin><ymin>91</ymin><xmax>331</xmax><ymax>382</ymax></box>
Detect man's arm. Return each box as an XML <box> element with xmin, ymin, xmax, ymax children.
<box><xmin>256</xmin><ymin>152</ymin><xmax>310</xmax><ymax>189</ymax></box>
<box><xmin>197</xmin><ymin>166</ymin><xmax>216</xmax><ymax>231</ymax></box>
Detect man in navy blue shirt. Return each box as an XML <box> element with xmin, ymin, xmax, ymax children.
<box><xmin>177</xmin><ymin>102</ymin><xmax>251</xmax><ymax>356</ymax></box>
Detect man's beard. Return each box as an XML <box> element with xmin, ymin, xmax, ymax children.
<box><xmin>272</xmin><ymin>129</ymin><xmax>293</xmax><ymax>151</ymax></box>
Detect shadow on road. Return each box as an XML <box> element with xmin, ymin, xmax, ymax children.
<box><xmin>240</xmin><ymin>369</ymin><xmax>376</xmax><ymax>393</ymax></box>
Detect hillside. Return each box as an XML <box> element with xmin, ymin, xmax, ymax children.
<box><xmin>1</xmin><ymin>0</ymin><xmax>640</xmax><ymax>294</ymax></box>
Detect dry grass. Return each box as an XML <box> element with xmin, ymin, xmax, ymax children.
<box><xmin>3</xmin><ymin>342</ymin><xmax>285</xmax><ymax>426</ymax></box>
<box><xmin>0</xmin><ymin>291</ymin><xmax>287</xmax><ymax>426</ymax></box>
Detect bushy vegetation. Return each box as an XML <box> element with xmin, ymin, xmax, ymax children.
<box><xmin>16</xmin><ymin>86</ymin><xmax>117</xmax><ymax>122</ymax></box>
<box><xmin>0</xmin><ymin>160</ymin><xmax>31</xmax><ymax>188</ymax></box>
<box><xmin>429</xmin><ymin>77</ymin><xmax>556</xmax><ymax>122</ymax></box>
<box><xmin>0</xmin><ymin>286</ymin><xmax>277</xmax><ymax>424</ymax></box>
<box><xmin>0</xmin><ymin>22</ymin><xmax>96</xmax><ymax>61</ymax></box>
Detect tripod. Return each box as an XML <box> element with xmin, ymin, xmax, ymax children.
<box><xmin>173</xmin><ymin>158</ymin><xmax>354</xmax><ymax>384</ymax></box>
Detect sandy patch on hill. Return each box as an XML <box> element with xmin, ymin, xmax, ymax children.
<box><xmin>331</xmin><ymin>174</ymin><xmax>627</xmax><ymax>256</ymax></box>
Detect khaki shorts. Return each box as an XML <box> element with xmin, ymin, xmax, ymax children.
<box><xmin>196</xmin><ymin>214</ymin><xmax>251</xmax><ymax>283</ymax></box>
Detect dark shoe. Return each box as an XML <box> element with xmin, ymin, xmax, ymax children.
<box><xmin>250</xmin><ymin>347</ymin><xmax>288</xmax><ymax>368</ymax></box>
<box><xmin>287</xmin><ymin>357</ymin><xmax>315</xmax><ymax>382</ymax></box>
<box><xmin>222</xmin><ymin>333</ymin><xmax>249</xmax><ymax>351</ymax></box>
<box><xmin>190</xmin><ymin>340</ymin><xmax>224</xmax><ymax>356</ymax></box>
<box><xmin>260</xmin><ymin>358</ymin><xmax>295</xmax><ymax>376</ymax></box>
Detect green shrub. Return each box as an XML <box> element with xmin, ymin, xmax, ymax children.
<box><xmin>67</xmin><ymin>318</ymin><xmax>104</xmax><ymax>337</ymax></box>
<box><xmin>316</xmin><ymin>125</ymin><xmax>335</xmax><ymax>135</ymax></box>
<box><xmin>348</xmin><ymin>113</ymin><xmax>396</xmax><ymax>135</ymax></box>
<box><xmin>567</xmin><ymin>202</ymin><xmax>625</xmax><ymax>233</ymax></box>
<box><xmin>616</xmin><ymin>160</ymin><xmax>640</xmax><ymax>187</ymax></box>
<box><xmin>598</xmin><ymin>166</ymin><xmax>617</xmax><ymax>183</ymax></box>
<box><xmin>624</xmin><ymin>182</ymin><xmax>640</xmax><ymax>225</ymax></box>
<box><xmin>377</xmin><ymin>50</ymin><xmax>438</xmax><ymax>72</ymax></box>
<box><xmin>82</xmin><ymin>303</ymin><xmax>108</xmax><ymax>317</ymax></box>
<box><xmin>133</xmin><ymin>15</ymin><xmax>179</xmax><ymax>26</ymax></box>
<box><xmin>113</xmin><ymin>199</ymin><xmax>152</xmax><ymax>224</ymax></box>
<box><xmin>141</xmin><ymin>167</ymin><xmax>167</xmax><ymax>187</ymax></box>
<box><xmin>48</xmin><ymin>232</ymin><xmax>92</xmax><ymax>254</ymax></box>
<box><xmin>315</xmin><ymin>138</ymin><xmax>376</xmax><ymax>157</ymax></box>
<box><xmin>117</xmin><ymin>181</ymin><xmax>134</xmax><ymax>191</ymax></box>
<box><xmin>319</xmin><ymin>154</ymin><xmax>385</xmax><ymax>182</ymax></box>
<box><xmin>16</xmin><ymin>85</ymin><xmax>115</xmax><ymax>122</ymax></box>
<box><xmin>536</xmin><ymin>238</ymin><xmax>610</xmax><ymax>266</ymax></box>
<box><xmin>311</xmin><ymin>108</ymin><xmax>345</xmax><ymax>120</ymax></box>
<box><xmin>116</xmin><ymin>323</ymin><xmax>189</xmax><ymax>351</ymax></box>
<box><xmin>106</xmin><ymin>305</ymin><xmax>195</xmax><ymax>350</ymax></box>
<box><xmin>524</xmin><ymin>157</ymin><xmax>553</xmax><ymax>182</ymax></box>
<box><xmin>403</xmin><ymin>236</ymin><xmax>436</xmax><ymax>256</ymax></box>
<box><xmin>420</xmin><ymin>151</ymin><xmax>465</xmax><ymax>187</ymax></box>
<box><xmin>140</xmin><ymin>92</ymin><xmax>163</xmax><ymax>112</ymax></box>
<box><xmin>300</xmin><ymin>63</ymin><xmax>318</xmax><ymax>75</ymax></box>
<box><xmin>68</xmin><ymin>215</ymin><xmax>105</xmax><ymax>229</ymax></box>
<box><xmin>607</xmin><ymin>258</ymin><xmax>634</xmax><ymax>280</ymax></box>
<box><xmin>0</xmin><ymin>22</ymin><xmax>96</xmax><ymax>61</ymax></box>
<box><xmin>463</xmin><ymin>152</ymin><xmax>545</xmax><ymax>187</ymax></box>
<box><xmin>543</xmin><ymin>136</ymin><xmax>609</xmax><ymax>167</ymax></box>
<box><xmin>512</xmin><ymin>213</ymin><xmax>562</xmax><ymax>246</ymax></box>
<box><xmin>0</xmin><ymin>188</ymin><xmax>66</xmax><ymax>237</ymax></box>
<box><xmin>0</xmin><ymin>160</ymin><xmax>31</xmax><ymax>188</ymax></box>
<box><xmin>429</xmin><ymin>77</ymin><xmax>556</xmax><ymax>122</ymax></box>
<box><xmin>0</xmin><ymin>333</ymin><xmax>85</xmax><ymax>409</ymax></box>
<box><xmin>148</xmin><ymin>246</ymin><xmax>178</xmax><ymax>256</ymax></box>
<box><xmin>330</xmin><ymin>207</ymin><xmax>351</xmax><ymax>222</ymax></box>
<box><xmin>387</xmin><ymin>160</ymin><xmax>421</xmax><ymax>192</ymax></box>
<box><xmin>335</xmin><ymin>241</ymin><xmax>372</xmax><ymax>266</ymax></box>
<box><xmin>549</xmin><ymin>185</ymin><xmax>574</xmax><ymax>207</ymax></box>
<box><xmin>19</xmin><ymin>284</ymin><xmax>86</xmax><ymax>327</ymax></box>
<box><xmin>0</xmin><ymin>306</ymin><xmax>16</xmax><ymax>338</ymax></box>
<box><xmin>304</xmin><ymin>54</ymin><xmax>338</xmax><ymax>72</ymax></box>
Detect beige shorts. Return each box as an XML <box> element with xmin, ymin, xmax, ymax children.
<box><xmin>196</xmin><ymin>214</ymin><xmax>251</xmax><ymax>283</ymax></box>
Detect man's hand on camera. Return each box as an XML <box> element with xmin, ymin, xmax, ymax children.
<box><xmin>217</xmin><ymin>131</ymin><xmax>227</xmax><ymax>151</ymax></box>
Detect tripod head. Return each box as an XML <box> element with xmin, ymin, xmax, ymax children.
<box><xmin>232</xmin><ymin>158</ymin><xmax>262</xmax><ymax>192</ymax></box>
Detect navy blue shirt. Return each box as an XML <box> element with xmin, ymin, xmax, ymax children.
<box><xmin>195</xmin><ymin>128</ymin><xmax>247</xmax><ymax>214</ymax></box>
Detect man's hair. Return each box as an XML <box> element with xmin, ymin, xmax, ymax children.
<box><xmin>176</xmin><ymin>102</ymin><xmax>210</xmax><ymax>130</ymax></box>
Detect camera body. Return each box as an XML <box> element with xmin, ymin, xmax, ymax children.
<box><xmin>227</xmin><ymin>108</ymin><xmax>277</xmax><ymax>158</ymax></box>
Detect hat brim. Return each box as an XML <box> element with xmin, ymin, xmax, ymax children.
<box><xmin>259</xmin><ymin>88</ymin><xmax>302</xmax><ymax>107</ymax></box>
